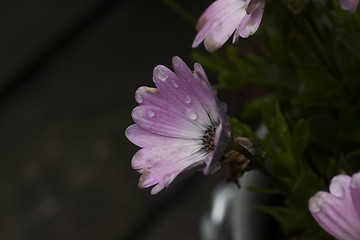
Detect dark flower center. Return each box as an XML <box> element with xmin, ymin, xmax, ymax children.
<box><xmin>202</xmin><ymin>125</ymin><xmax>217</xmax><ymax>152</ymax></box>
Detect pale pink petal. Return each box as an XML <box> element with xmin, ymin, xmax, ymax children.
<box><xmin>131</xmin><ymin>105</ymin><xmax>203</xmax><ymax>139</ymax></box>
<box><xmin>195</xmin><ymin>0</ymin><xmax>244</xmax><ymax>31</ymax></box>
<box><xmin>135</xmin><ymin>86</ymin><xmax>197</xmax><ymax>120</ymax></box>
<box><xmin>233</xmin><ymin>1</ymin><xmax>264</xmax><ymax>41</ymax></box>
<box><xmin>193</xmin><ymin>0</ymin><xmax>248</xmax><ymax>50</ymax></box>
<box><xmin>131</xmin><ymin>140</ymin><xmax>202</xmax><ymax>170</ymax></box>
<box><xmin>135</xmin><ymin>86</ymin><xmax>162</xmax><ymax>106</ymax></box>
<box><xmin>137</xmin><ymin>152</ymin><xmax>205</xmax><ymax>194</ymax></box>
<box><xmin>172</xmin><ymin>57</ymin><xmax>213</xmax><ymax>105</ymax></box>
<box><xmin>193</xmin><ymin>0</ymin><xmax>264</xmax><ymax>52</ymax></box>
<box><xmin>350</xmin><ymin>172</ymin><xmax>360</xmax><ymax>219</ymax></box>
<box><xmin>203</xmin><ymin>8</ymin><xmax>247</xmax><ymax>52</ymax></box>
<box><xmin>153</xmin><ymin>65</ymin><xmax>213</xmax><ymax>127</ymax></box>
<box><xmin>172</xmin><ymin>57</ymin><xmax>218</xmax><ymax>120</ymax></box>
<box><xmin>125</xmin><ymin>124</ymin><xmax>192</xmax><ymax>148</ymax></box>
<box><xmin>309</xmin><ymin>173</ymin><xmax>360</xmax><ymax>239</ymax></box>
<box><xmin>339</xmin><ymin>0</ymin><xmax>359</xmax><ymax>13</ymax></box>
<box><xmin>309</xmin><ymin>192</ymin><xmax>357</xmax><ymax>239</ymax></box>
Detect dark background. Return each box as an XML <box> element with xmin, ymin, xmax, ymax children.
<box><xmin>0</xmin><ymin>0</ymin><xmax>238</xmax><ymax>239</ymax></box>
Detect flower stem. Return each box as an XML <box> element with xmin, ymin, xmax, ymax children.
<box><xmin>231</xmin><ymin>140</ymin><xmax>302</xmax><ymax>207</ymax></box>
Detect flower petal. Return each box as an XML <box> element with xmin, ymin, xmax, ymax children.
<box><xmin>172</xmin><ymin>57</ymin><xmax>220</xmax><ymax>122</ymax></box>
<box><xmin>193</xmin><ymin>0</ymin><xmax>264</xmax><ymax>52</ymax></box>
<box><xmin>125</xmin><ymin>124</ymin><xmax>190</xmax><ymax>148</ymax></box>
<box><xmin>193</xmin><ymin>0</ymin><xmax>248</xmax><ymax>52</ymax></box>
<box><xmin>203</xmin><ymin>8</ymin><xmax>247</xmax><ymax>52</ymax></box>
<box><xmin>153</xmin><ymin>65</ymin><xmax>214</xmax><ymax>127</ymax></box>
<box><xmin>350</xmin><ymin>171</ymin><xmax>360</xmax><ymax>219</ymax></box>
<box><xmin>135</xmin><ymin>85</ymin><xmax>197</xmax><ymax>120</ymax></box>
<box><xmin>135</xmin><ymin>148</ymin><xmax>206</xmax><ymax>194</ymax></box>
<box><xmin>203</xmin><ymin>123</ymin><xmax>230</xmax><ymax>174</ymax></box>
<box><xmin>131</xmin><ymin>105</ymin><xmax>203</xmax><ymax>139</ymax></box>
<box><xmin>135</xmin><ymin>86</ymin><xmax>162</xmax><ymax>106</ymax></box>
<box><xmin>195</xmin><ymin>0</ymin><xmax>245</xmax><ymax>31</ymax></box>
<box><xmin>131</xmin><ymin>140</ymin><xmax>203</xmax><ymax>170</ymax></box>
<box><xmin>339</xmin><ymin>0</ymin><xmax>359</xmax><ymax>13</ymax></box>
<box><xmin>193</xmin><ymin>0</ymin><xmax>238</xmax><ymax>48</ymax></box>
<box><xmin>309</xmin><ymin>175</ymin><xmax>360</xmax><ymax>239</ymax></box>
<box><xmin>233</xmin><ymin>0</ymin><xmax>264</xmax><ymax>41</ymax></box>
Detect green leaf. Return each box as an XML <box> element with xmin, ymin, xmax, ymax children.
<box><xmin>308</xmin><ymin>114</ymin><xmax>339</xmax><ymax>151</ymax></box>
<box><xmin>254</xmin><ymin>204</ymin><xmax>331</xmax><ymax>239</ymax></box>
<box><xmin>229</xmin><ymin>117</ymin><xmax>259</xmax><ymax>140</ymax></box>
<box><xmin>291</xmin><ymin>119</ymin><xmax>311</xmax><ymax>168</ymax></box>
<box><xmin>246</xmin><ymin>186</ymin><xmax>282</xmax><ymax>195</ymax></box>
<box><xmin>325</xmin><ymin>157</ymin><xmax>338</xmax><ymax>180</ymax></box>
<box><xmin>344</xmin><ymin>149</ymin><xmax>360</xmax><ymax>171</ymax></box>
<box><xmin>296</xmin><ymin>65</ymin><xmax>338</xmax><ymax>92</ymax></box>
<box><xmin>262</xmin><ymin>102</ymin><xmax>292</xmax><ymax>150</ymax></box>
<box><xmin>254</xmin><ymin>205</ymin><xmax>308</xmax><ymax>234</ymax></box>
<box><xmin>292</xmin><ymin>168</ymin><xmax>323</xmax><ymax>203</ymax></box>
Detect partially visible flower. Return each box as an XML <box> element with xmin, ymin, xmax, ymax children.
<box><xmin>125</xmin><ymin>56</ymin><xmax>230</xmax><ymax>194</ymax></box>
<box><xmin>309</xmin><ymin>171</ymin><xmax>360</xmax><ymax>240</ymax></box>
<box><xmin>339</xmin><ymin>0</ymin><xmax>359</xmax><ymax>13</ymax></box>
<box><xmin>192</xmin><ymin>0</ymin><xmax>265</xmax><ymax>52</ymax></box>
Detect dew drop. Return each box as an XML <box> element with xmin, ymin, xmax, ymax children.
<box><xmin>132</xmin><ymin>108</ymin><xmax>143</xmax><ymax>119</ymax></box>
<box><xmin>309</xmin><ymin>196</ymin><xmax>322</xmax><ymax>213</ymax></box>
<box><xmin>147</xmin><ymin>110</ymin><xmax>156</xmax><ymax>118</ymax></box>
<box><xmin>185</xmin><ymin>108</ymin><xmax>197</xmax><ymax>120</ymax></box>
<box><xmin>173</xmin><ymin>56</ymin><xmax>182</xmax><ymax>69</ymax></box>
<box><xmin>185</xmin><ymin>95</ymin><xmax>192</xmax><ymax>104</ymax></box>
<box><xmin>226</xmin><ymin>129</ymin><xmax>231</xmax><ymax>137</ymax></box>
<box><xmin>155</xmin><ymin>66</ymin><xmax>168</xmax><ymax>81</ymax></box>
<box><xmin>135</xmin><ymin>93</ymin><xmax>144</xmax><ymax>103</ymax></box>
<box><xmin>172</xmin><ymin>80</ymin><xmax>179</xmax><ymax>88</ymax></box>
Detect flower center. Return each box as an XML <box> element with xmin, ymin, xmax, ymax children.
<box><xmin>202</xmin><ymin>125</ymin><xmax>217</xmax><ymax>152</ymax></box>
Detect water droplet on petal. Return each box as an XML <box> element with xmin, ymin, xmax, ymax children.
<box><xmin>135</xmin><ymin>93</ymin><xmax>144</xmax><ymax>103</ymax></box>
<box><xmin>132</xmin><ymin>108</ymin><xmax>143</xmax><ymax>119</ymax></box>
<box><xmin>155</xmin><ymin>66</ymin><xmax>168</xmax><ymax>81</ymax></box>
<box><xmin>309</xmin><ymin>195</ymin><xmax>322</xmax><ymax>213</ymax></box>
<box><xmin>173</xmin><ymin>56</ymin><xmax>182</xmax><ymax>69</ymax></box>
<box><xmin>172</xmin><ymin>80</ymin><xmax>179</xmax><ymax>88</ymax></box>
<box><xmin>226</xmin><ymin>129</ymin><xmax>231</xmax><ymax>137</ymax></box>
<box><xmin>147</xmin><ymin>110</ymin><xmax>156</xmax><ymax>118</ymax></box>
<box><xmin>185</xmin><ymin>95</ymin><xmax>192</xmax><ymax>104</ymax></box>
<box><xmin>185</xmin><ymin>108</ymin><xmax>197</xmax><ymax>120</ymax></box>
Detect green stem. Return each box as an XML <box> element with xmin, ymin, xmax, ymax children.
<box><xmin>231</xmin><ymin>140</ymin><xmax>302</xmax><ymax>207</ymax></box>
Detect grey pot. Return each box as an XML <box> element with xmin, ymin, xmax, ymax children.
<box><xmin>200</xmin><ymin>124</ymin><xmax>276</xmax><ymax>240</ymax></box>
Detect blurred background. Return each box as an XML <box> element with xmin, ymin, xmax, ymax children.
<box><xmin>0</xmin><ymin>0</ymin><xmax>244</xmax><ymax>239</ymax></box>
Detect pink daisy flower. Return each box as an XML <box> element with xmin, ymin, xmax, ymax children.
<box><xmin>339</xmin><ymin>0</ymin><xmax>359</xmax><ymax>13</ymax></box>
<box><xmin>309</xmin><ymin>171</ymin><xmax>360</xmax><ymax>240</ymax></box>
<box><xmin>192</xmin><ymin>0</ymin><xmax>265</xmax><ymax>52</ymax></box>
<box><xmin>125</xmin><ymin>56</ymin><xmax>230</xmax><ymax>194</ymax></box>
